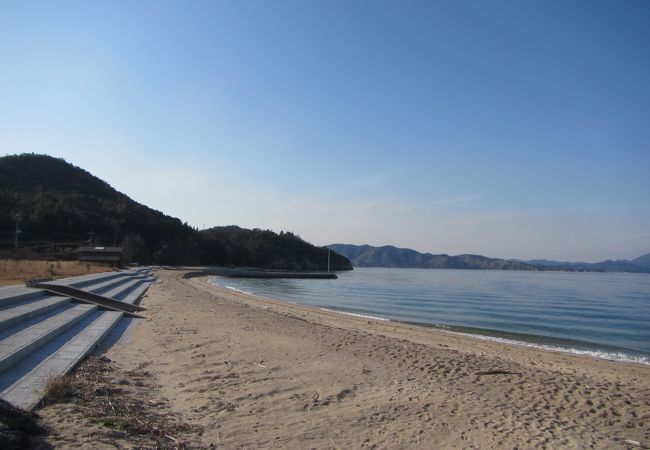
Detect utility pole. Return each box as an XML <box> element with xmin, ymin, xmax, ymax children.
<box><xmin>327</xmin><ymin>248</ymin><xmax>331</xmax><ymax>273</ymax></box>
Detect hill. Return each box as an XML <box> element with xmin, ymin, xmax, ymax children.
<box><xmin>329</xmin><ymin>244</ymin><xmax>540</xmax><ymax>271</ymax></box>
<box><xmin>0</xmin><ymin>153</ymin><xmax>197</xmax><ymax>263</ymax></box>
<box><xmin>198</xmin><ymin>226</ymin><xmax>350</xmax><ymax>270</ymax></box>
<box><xmin>0</xmin><ymin>153</ymin><xmax>352</xmax><ymax>270</ymax></box>
<box><xmin>515</xmin><ymin>256</ymin><xmax>650</xmax><ymax>273</ymax></box>
<box><xmin>334</xmin><ymin>243</ymin><xmax>650</xmax><ymax>273</ymax></box>
<box><xmin>632</xmin><ymin>253</ymin><xmax>650</xmax><ymax>270</ymax></box>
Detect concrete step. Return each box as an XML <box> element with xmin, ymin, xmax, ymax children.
<box><xmin>134</xmin><ymin>267</ymin><xmax>154</xmax><ymax>275</ymax></box>
<box><xmin>0</xmin><ymin>297</ymin><xmax>72</xmax><ymax>332</ymax></box>
<box><xmin>0</xmin><ymin>286</ymin><xmax>49</xmax><ymax>308</ymax></box>
<box><xmin>119</xmin><ymin>279</ymin><xmax>155</xmax><ymax>304</ymax></box>
<box><xmin>46</xmin><ymin>272</ymin><xmax>139</xmax><ymax>299</ymax></box>
<box><xmin>0</xmin><ymin>270</ymin><xmax>156</xmax><ymax>409</ymax></box>
<box><xmin>78</xmin><ymin>274</ymin><xmax>137</xmax><ymax>296</ymax></box>
<box><xmin>0</xmin><ymin>310</ymin><xmax>123</xmax><ymax>409</ymax></box>
<box><xmin>0</xmin><ymin>272</ymin><xmax>139</xmax><ymax>310</ymax></box>
<box><xmin>112</xmin><ymin>276</ymin><xmax>160</xmax><ymax>304</ymax></box>
<box><xmin>52</xmin><ymin>271</ymin><xmax>124</xmax><ymax>289</ymax></box>
<box><xmin>101</xmin><ymin>277</ymin><xmax>146</xmax><ymax>300</ymax></box>
<box><xmin>0</xmin><ymin>304</ymin><xmax>97</xmax><ymax>373</ymax></box>
<box><xmin>86</xmin><ymin>273</ymin><xmax>152</xmax><ymax>296</ymax></box>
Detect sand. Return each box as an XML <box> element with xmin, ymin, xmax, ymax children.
<box><xmin>38</xmin><ymin>269</ymin><xmax>650</xmax><ymax>449</ymax></box>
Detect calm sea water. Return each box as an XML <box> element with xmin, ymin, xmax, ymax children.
<box><xmin>208</xmin><ymin>268</ymin><xmax>650</xmax><ymax>365</ymax></box>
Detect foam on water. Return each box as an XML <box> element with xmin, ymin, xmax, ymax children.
<box><xmin>447</xmin><ymin>330</ymin><xmax>650</xmax><ymax>366</ymax></box>
<box><xmin>222</xmin><ymin>285</ymin><xmax>253</xmax><ymax>296</ymax></box>
<box><xmin>319</xmin><ymin>307</ymin><xmax>389</xmax><ymax>322</ymax></box>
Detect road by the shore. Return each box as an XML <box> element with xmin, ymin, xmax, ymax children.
<box><xmin>37</xmin><ymin>269</ymin><xmax>650</xmax><ymax>449</ymax></box>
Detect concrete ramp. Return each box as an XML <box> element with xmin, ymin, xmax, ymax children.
<box><xmin>36</xmin><ymin>282</ymin><xmax>146</xmax><ymax>316</ymax></box>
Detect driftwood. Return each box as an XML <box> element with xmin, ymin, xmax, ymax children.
<box><xmin>475</xmin><ymin>369</ymin><xmax>521</xmax><ymax>376</ymax></box>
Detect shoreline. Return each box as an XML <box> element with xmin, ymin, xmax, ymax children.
<box><xmin>200</xmin><ymin>275</ymin><xmax>650</xmax><ymax>374</ymax></box>
<box><xmin>321</xmin><ymin>307</ymin><xmax>650</xmax><ymax>368</ymax></box>
<box><xmin>36</xmin><ymin>269</ymin><xmax>650</xmax><ymax>448</ymax></box>
<box><xmin>207</xmin><ymin>275</ymin><xmax>650</xmax><ymax>368</ymax></box>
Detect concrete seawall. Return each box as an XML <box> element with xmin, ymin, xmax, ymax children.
<box><xmin>185</xmin><ymin>268</ymin><xmax>338</xmax><ymax>279</ymax></box>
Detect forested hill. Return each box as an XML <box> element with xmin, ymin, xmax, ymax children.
<box><xmin>0</xmin><ymin>153</ymin><xmax>196</xmax><ymax>263</ymax></box>
<box><xmin>328</xmin><ymin>244</ymin><xmax>541</xmax><ymax>271</ymax></box>
<box><xmin>0</xmin><ymin>153</ymin><xmax>352</xmax><ymax>270</ymax></box>
<box><xmin>199</xmin><ymin>226</ymin><xmax>351</xmax><ymax>270</ymax></box>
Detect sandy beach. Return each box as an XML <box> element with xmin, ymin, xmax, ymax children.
<box><xmin>37</xmin><ymin>269</ymin><xmax>650</xmax><ymax>449</ymax></box>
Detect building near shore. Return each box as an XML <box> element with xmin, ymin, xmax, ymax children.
<box><xmin>77</xmin><ymin>246</ymin><xmax>123</xmax><ymax>264</ymax></box>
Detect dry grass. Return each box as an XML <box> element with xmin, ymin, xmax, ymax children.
<box><xmin>0</xmin><ymin>260</ymin><xmax>112</xmax><ymax>286</ymax></box>
<box><xmin>36</xmin><ymin>356</ymin><xmax>204</xmax><ymax>449</ymax></box>
<box><xmin>40</xmin><ymin>375</ymin><xmax>77</xmax><ymax>406</ymax></box>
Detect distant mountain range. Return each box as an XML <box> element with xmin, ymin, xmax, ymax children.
<box><xmin>512</xmin><ymin>255</ymin><xmax>650</xmax><ymax>273</ymax></box>
<box><xmin>329</xmin><ymin>244</ymin><xmax>540</xmax><ymax>271</ymax></box>
<box><xmin>329</xmin><ymin>244</ymin><xmax>650</xmax><ymax>273</ymax></box>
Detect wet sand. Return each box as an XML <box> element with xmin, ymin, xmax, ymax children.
<box><xmin>40</xmin><ymin>269</ymin><xmax>650</xmax><ymax>448</ymax></box>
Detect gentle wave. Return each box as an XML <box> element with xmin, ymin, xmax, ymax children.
<box><xmin>447</xmin><ymin>331</ymin><xmax>650</xmax><ymax>366</ymax></box>
<box><xmin>222</xmin><ymin>285</ymin><xmax>253</xmax><ymax>296</ymax></box>
<box><xmin>319</xmin><ymin>307</ymin><xmax>389</xmax><ymax>322</ymax></box>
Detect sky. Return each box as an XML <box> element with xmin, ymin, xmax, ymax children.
<box><xmin>1</xmin><ymin>0</ymin><xmax>649</xmax><ymax>262</ymax></box>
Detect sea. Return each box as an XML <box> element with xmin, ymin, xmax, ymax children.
<box><xmin>208</xmin><ymin>268</ymin><xmax>650</xmax><ymax>365</ymax></box>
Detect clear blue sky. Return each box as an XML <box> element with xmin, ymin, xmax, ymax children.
<box><xmin>1</xmin><ymin>0</ymin><xmax>649</xmax><ymax>262</ymax></box>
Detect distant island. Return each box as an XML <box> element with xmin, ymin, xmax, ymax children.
<box><xmin>0</xmin><ymin>153</ymin><xmax>352</xmax><ymax>271</ymax></box>
<box><xmin>328</xmin><ymin>244</ymin><xmax>541</xmax><ymax>271</ymax></box>
<box><xmin>329</xmin><ymin>244</ymin><xmax>650</xmax><ymax>273</ymax></box>
<box><xmin>512</xmin><ymin>256</ymin><xmax>650</xmax><ymax>274</ymax></box>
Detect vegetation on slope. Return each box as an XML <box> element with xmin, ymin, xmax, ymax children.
<box><xmin>0</xmin><ymin>154</ymin><xmax>351</xmax><ymax>270</ymax></box>
<box><xmin>199</xmin><ymin>226</ymin><xmax>351</xmax><ymax>270</ymax></box>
